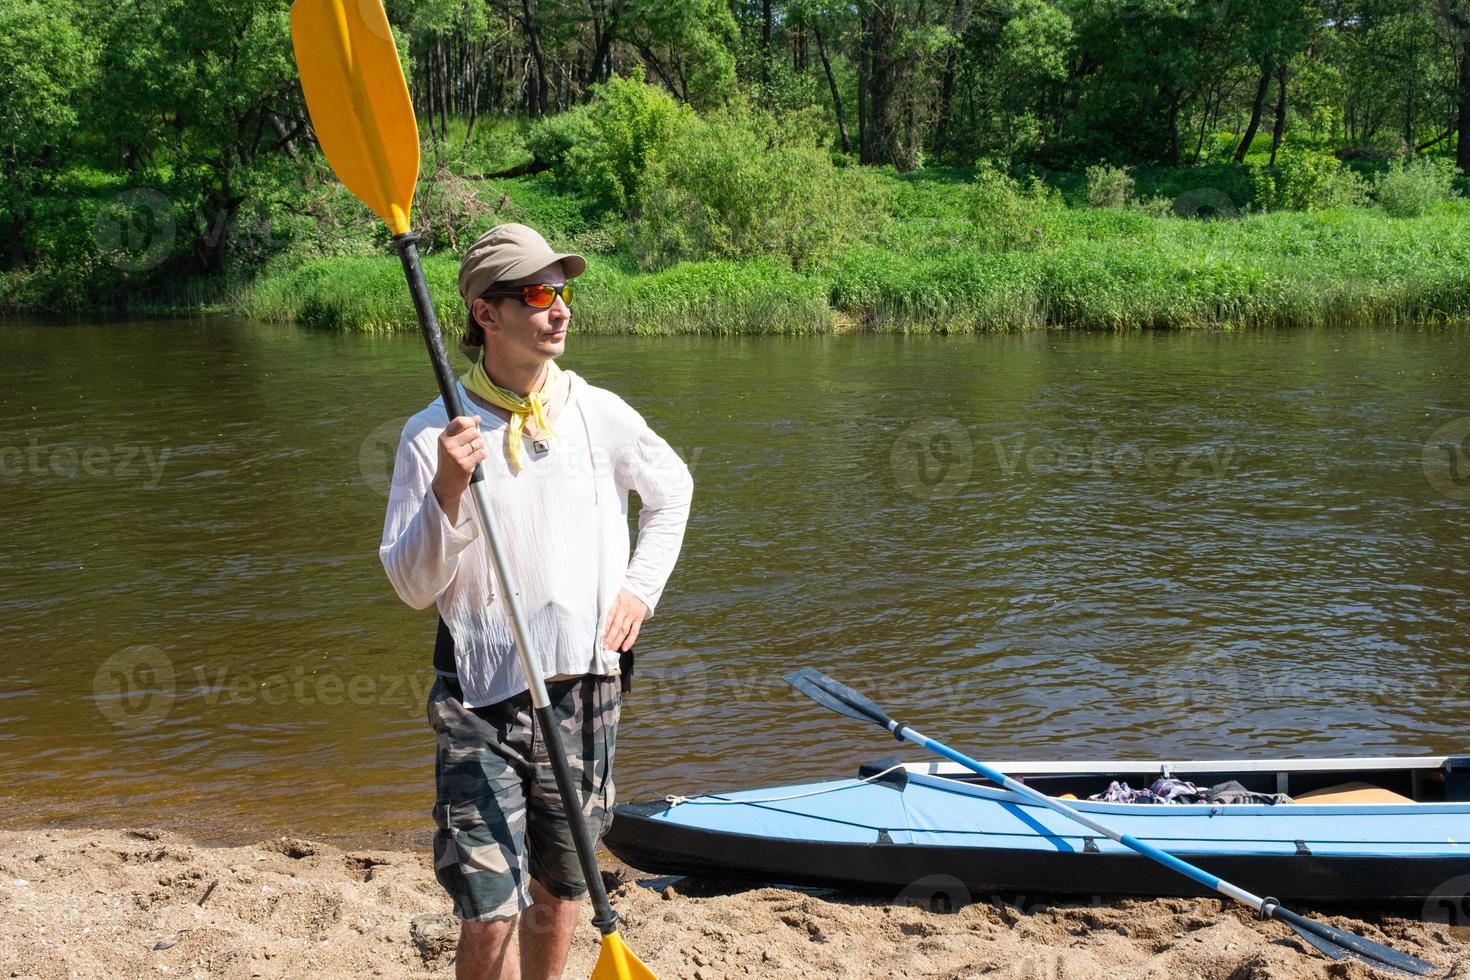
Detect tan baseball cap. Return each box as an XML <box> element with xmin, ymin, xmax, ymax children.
<box><xmin>457</xmin><ymin>223</ymin><xmax>586</xmax><ymax>309</ymax></box>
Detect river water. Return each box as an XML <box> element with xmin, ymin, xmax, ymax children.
<box><xmin>1</xmin><ymin>318</ymin><xmax>1468</xmax><ymax>846</ymax></box>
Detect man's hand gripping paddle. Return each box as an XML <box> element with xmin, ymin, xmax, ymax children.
<box><xmin>288</xmin><ymin>3</ymin><xmax>653</xmax><ymax>977</ymax></box>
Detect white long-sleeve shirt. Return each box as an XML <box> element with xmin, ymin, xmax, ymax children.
<box><xmin>380</xmin><ymin>369</ymin><xmax>693</xmax><ymax>708</ymax></box>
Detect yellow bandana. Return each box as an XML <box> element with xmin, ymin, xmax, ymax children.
<box><xmin>459</xmin><ymin>359</ymin><xmax>562</xmax><ymax>472</ymax></box>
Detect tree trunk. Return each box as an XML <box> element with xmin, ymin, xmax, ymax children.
<box><xmin>8</xmin><ymin>208</ymin><xmax>23</xmax><ymax>270</ymax></box>
<box><xmin>1459</xmin><ymin>46</ymin><xmax>1470</xmax><ymax>172</ymax></box>
<box><xmin>192</xmin><ymin>185</ymin><xmax>243</xmax><ymax>276</ymax></box>
<box><xmin>1167</xmin><ymin>92</ymin><xmax>1181</xmax><ymax>164</ymax></box>
<box><xmin>814</xmin><ymin>27</ymin><xmax>850</xmax><ymax>154</ymax></box>
<box><xmin>935</xmin><ymin>0</ymin><xmax>965</xmax><ymax>149</ymax></box>
<box><xmin>586</xmin><ymin>1</ymin><xmax>622</xmax><ymax>89</ymax></box>
<box><xmin>761</xmin><ymin>0</ymin><xmax>772</xmax><ymax>88</ymax></box>
<box><xmin>522</xmin><ymin>0</ymin><xmax>547</xmax><ymax>117</ymax></box>
<box><xmin>857</xmin><ymin>16</ymin><xmax>869</xmax><ymax>162</ymax></box>
<box><xmin>634</xmin><ymin>41</ymin><xmax>682</xmax><ymax>98</ymax></box>
<box><xmin>422</xmin><ymin>46</ymin><xmax>437</xmax><ymax>141</ymax></box>
<box><xmin>464</xmin><ymin>42</ymin><xmax>485</xmax><ymax>142</ymax></box>
<box><xmin>864</xmin><ymin>3</ymin><xmax>896</xmax><ymax>166</ymax></box>
<box><xmin>1234</xmin><ymin>56</ymin><xmax>1272</xmax><ymax>163</ymax></box>
<box><xmin>587</xmin><ymin>19</ymin><xmax>602</xmax><ymax>87</ymax></box>
<box><xmin>438</xmin><ymin>37</ymin><xmax>449</xmax><ymax>137</ymax></box>
<box><xmin>1192</xmin><ymin>89</ymin><xmax>1212</xmax><ymax>164</ymax></box>
<box><xmin>1269</xmin><ymin>64</ymin><xmax>1288</xmax><ymax>165</ymax></box>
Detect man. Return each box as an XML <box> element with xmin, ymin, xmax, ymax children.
<box><xmin>380</xmin><ymin>223</ymin><xmax>693</xmax><ymax>980</ymax></box>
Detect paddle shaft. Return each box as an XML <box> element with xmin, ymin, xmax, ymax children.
<box><xmin>892</xmin><ymin>720</ymin><xmax>1440</xmax><ymax>973</ymax></box>
<box><xmin>887</xmin><ymin>720</ymin><xmax>1267</xmax><ymax>912</ymax></box>
<box><xmin>784</xmin><ymin>670</ymin><xmax>1437</xmax><ymax>976</ymax></box>
<box><xmin>393</xmin><ymin>233</ymin><xmax>619</xmax><ymax>934</ymax></box>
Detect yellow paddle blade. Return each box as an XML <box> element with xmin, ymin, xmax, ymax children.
<box><xmin>289</xmin><ymin>0</ymin><xmax>418</xmax><ymax>235</ymax></box>
<box><xmin>590</xmin><ymin>931</ymin><xmax>656</xmax><ymax>980</ymax></box>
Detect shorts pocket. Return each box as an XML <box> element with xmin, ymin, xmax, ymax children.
<box><xmin>432</xmin><ymin>793</ymin><xmax>527</xmax><ymax>920</ymax></box>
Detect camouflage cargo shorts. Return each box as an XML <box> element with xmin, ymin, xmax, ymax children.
<box><xmin>426</xmin><ymin>674</ymin><xmax>620</xmax><ymax>921</ymax></box>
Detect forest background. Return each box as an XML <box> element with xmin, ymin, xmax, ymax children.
<box><xmin>5</xmin><ymin>0</ymin><xmax>1470</xmax><ymax>333</ymax></box>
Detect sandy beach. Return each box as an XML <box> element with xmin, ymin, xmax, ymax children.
<box><xmin>1</xmin><ymin>826</ymin><xmax>1465</xmax><ymax>979</ymax></box>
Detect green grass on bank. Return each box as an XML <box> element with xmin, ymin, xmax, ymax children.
<box><xmin>242</xmin><ymin>201</ymin><xmax>1470</xmax><ymax>334</ymax></box>
<box><xmin>242</xmin><ymin>251</ymin><xmax>834</xmax><ymax>336</ymax></box>
<box><xmin>835</xmin><ymin>205</ymin><xmax>1470</xmax><ymax>331</ymax></box>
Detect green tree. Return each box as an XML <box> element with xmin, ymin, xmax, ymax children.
<box><xmin>1231</xmin><ymin>0</ymin><xmax>1316</xmax><ymax>162</ymax></box>
<box><xmin>0</xmin><ymin>0</ymin><xmax>96</xmax><ymax>268</ymax></box>
<box><xmin>96</xmin><ymin>0</ymin><xmax>299</xmax><ymax>274</ymax></box>
<box><xmin>995</xmin><ymin>0</ymin><xmax>1074</xmax><ymax>165</ymax></box>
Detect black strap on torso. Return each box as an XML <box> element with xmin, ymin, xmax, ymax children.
<box><xmin>434</xmin><ymin>616</ymin><xmax>457</xmax><ymax>675</ymax></box>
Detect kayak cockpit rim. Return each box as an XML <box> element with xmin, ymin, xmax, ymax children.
<box><xmin>904</xmin><ymin>755</ymin><xmax>1468</xmax><ymax>805</ymax></box>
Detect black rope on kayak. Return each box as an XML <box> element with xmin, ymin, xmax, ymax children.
<box><xmin>663</xmin><ymin>764</ymin><xmax>908</xmax><ymax>808</ymax></box>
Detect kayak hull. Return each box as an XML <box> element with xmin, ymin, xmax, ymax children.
<box><xmin>605</xmin><ymin>757</ymin><xmax>1470</xmax><ymax>903</ymax></box>
<box><xmin>609</xmin><ymin>802</ymin><xmax>1468</xmax><ymax>902</ymax></box>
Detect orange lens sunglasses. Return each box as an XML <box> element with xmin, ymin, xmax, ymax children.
<box><xmin>481</xmin><ymin>282</ymin><xmax>574</xmax><ymax>308</ymax></box>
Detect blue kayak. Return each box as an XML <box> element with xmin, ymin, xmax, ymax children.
<box><xmin>605</xmin><ymin>755</ymin><xmax>1470</xmax><ymax>902</ymax></box>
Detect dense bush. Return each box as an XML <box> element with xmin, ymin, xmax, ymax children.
<box><xmin>1251</xmin><ymin>147</ymin><xmax>1368</xmax><ymax>211</ymax></box>
<box><xmin>1085</xmin><ymin>164</ymin><xmax>1134</xmax><ymax>208</ymax></box>
<box><xmin>525</xmin><ymin>72</ymin><xmax>689</xmax><ymax>214</ymax></box>
<box><xmin>1373</xmin><ymin>156</ymin><xmax>1460</xmax><ymax>218</ymax></box>
<box><xmin>966</xmin><ymin>161</ymin><xmax>1059</xmax><ymax>250</ymax></box>
<box><xmin>623</xmin><ymin>106</ymin><xmax>878</xmax><ymax>271</ymax></box>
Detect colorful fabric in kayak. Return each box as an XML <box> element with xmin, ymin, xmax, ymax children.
<box><xmin>1088</xmin><ymin>778</ymin><xmax>1293</xmax><ymax>805</ymax></box>
<box><xmin>1090</xmin><ymin>778</ymin><xmax>1202</xmax><ymax>804</ymax></box>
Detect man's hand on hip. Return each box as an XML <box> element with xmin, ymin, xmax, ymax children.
<box><xmin>603</xmin><ymin>588</ymin><xmax>648</xmax><ymax>653</ymax></box>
